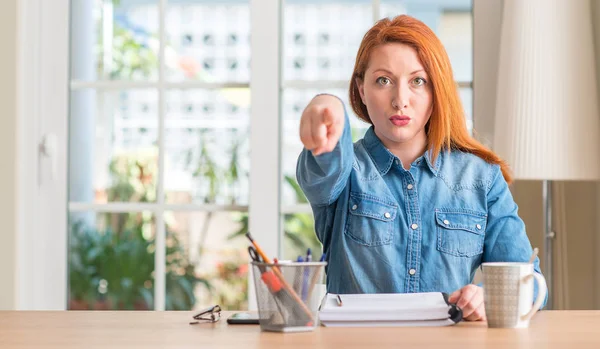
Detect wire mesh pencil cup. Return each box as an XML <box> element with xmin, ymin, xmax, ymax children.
<box><xmin>251</xmin><ymin>261</ymin><xmax>327</xmax><ymax>332</ymax></box>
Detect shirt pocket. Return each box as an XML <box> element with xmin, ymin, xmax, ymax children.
<box><xmin>435</xmin><ymin>209</ymin><xmax>487</xmax><ymax>257</ymax></box>
<box><xmin>345</xmin><ymin>193</ymin><xmax>397</xmax><ymax>246</ymax></box>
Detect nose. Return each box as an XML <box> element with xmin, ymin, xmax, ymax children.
<box><xmin>392</xmin><ymin>81</ymin><xmax>409</xmax><ymax>110</ymax></box>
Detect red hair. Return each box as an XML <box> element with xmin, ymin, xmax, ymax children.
<box><xmin>349</xmin><ymin>15</ymin><xmax>513</xmax><ymax>184</ymax></box>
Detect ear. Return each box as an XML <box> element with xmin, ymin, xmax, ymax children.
<box><xmin>355</xmin><ymin>77</ymin><xmax>366</xmax><ymax>105</ymax></box>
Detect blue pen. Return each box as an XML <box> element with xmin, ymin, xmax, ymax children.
<box><xmin>294</xmin><ymin>256</ymin><xmax>304</xmax><ymax>293</ymax></box>
<box><xmin>301</xmin><ymin>249</ymin><xmax>312</xmax><ymax>303</ymax></box>
<box><xmin>319</xmin><ymin>252</ymin><xmax>326</xmax><ymax>262</ymax></box>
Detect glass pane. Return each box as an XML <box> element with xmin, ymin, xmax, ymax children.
<box><xmin>70</xmin><ymin>0</ymin><xmax>159</xmax><ymax>81</ymax></box>
<box><xmin>165</xmin><ymin>2</ymin><xmax>250</xmax><ymax>82</ymax></box>
<box><xmin>283</xmin><ymin>213</ymin><xmax>323</xmax><ymax>262</ymax></box>
<box><xmin>165</xmin><ymin>211</ymin><xmax>248</xmax><ymax>311</ymax></box>
<box><xmin>438</xmin><ymin>11</ymin><xmax>472</xmax><ymax>82</ymax></box>
<box><xmin>281</xmin><ymin>88</ymin><xmax>370</xmax><ymax>206</ymax></box>
<box><xmin>380</xmin><ymin>0</ymin><xmax>473</xmax><ymax>81</ymax></box>
<box><xmin>283</xmin><ymin>0</ymin><xmax>373</xmax><ymax>81</ymax></box>
<box><xmin>460</xmin><ymin>87</ymin><xmax>473</xmax><ymax>133</ymax></box>
<box><xmin>68</xmin><ymin>211</ymin><xmax>155</xmax><ymax>310</ymax></box>
<box><xmin>69</xmin><ymin>89</ymin><xmax>158</xmax><ymax>204</ymax></box>
<box><xmin>165</xmin><ymin>89</ymin><xmax>250</xmax><ymax>205</ymax></box>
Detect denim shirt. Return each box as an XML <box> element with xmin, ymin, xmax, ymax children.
<box><xmin>296</xmin><ymin>106</ymin><xmax>546</xmax><ymax>307</ymax></box>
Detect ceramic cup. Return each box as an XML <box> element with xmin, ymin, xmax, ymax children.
<box><xmin>482</xmin><ymin>262</ymin><xmax>547</xmax><ymax>328</ymax></box>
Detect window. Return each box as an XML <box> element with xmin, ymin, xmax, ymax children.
<box><xmin>67</xmin><ymin>0</ymin><xmax>472</xmax><ymax>311</ymax></box>
<box><xmin>68</xmin><ymin>0</ymin><xmax>250</xmax><ymax>311</ymax></box>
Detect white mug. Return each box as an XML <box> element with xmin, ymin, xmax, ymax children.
<box><xmin>482</xmin><ymin>262</ymin><xmax>547</xmax><ymax>328</ymax></box>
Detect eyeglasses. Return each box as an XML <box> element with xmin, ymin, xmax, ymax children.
<box><xmin>189</xmin><ymin>305</ymin><xmax>222</xmax><ymax>325</ymax></box>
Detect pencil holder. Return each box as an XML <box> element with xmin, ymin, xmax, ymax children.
<box><xmin>251</xmin><ymin>261</ymin><xmax>327</xmax><ymax>332</ymax></box>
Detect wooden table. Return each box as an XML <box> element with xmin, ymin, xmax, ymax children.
<box><xmin>1</xmin><ymin>311</ymin><xmax>599</xmax><ymax>348</ymax></box>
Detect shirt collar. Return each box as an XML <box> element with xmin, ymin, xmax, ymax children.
<box><xmin>363</xmin><ymin>127</ymin><xmax>441</xmax><ymax>176</ymax></box>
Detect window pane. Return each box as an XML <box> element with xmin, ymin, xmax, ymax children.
<box><xmin>165</xmin><ymin>211</ymin><xmax>249</xmax><ymax>310</ymax></box>
<box><xmin>460</xmin><ymin>87</ymin><xmax>473</xmax><ymax>132</ymax></box>
<box><xmin>69</xmin><ymin>89</ymin><xmax>158</xmax><ymax>203</ymax></box>
<box><xmin>281</xmin><ymin>88</ymin><xmax>370</xmax><ymax>206</ymax></box>
<box><xmin>380</xmin><ymin>0</ymin><xmax>473</xmax><ymax>81</ymax></box>
<box><xmin>438</xmin><ymin>11</ymin><xmax>472</xmax><ymax>82</ymax></box>
<box><xmin>165</xmin><ymin>89</ymin><xmax>250</xmax><ymax>205</ymax></box>
<box><xmin>283</xmin><ymin>0</ymin><xmax>373</xmax><ymax>81</ymax></box>
<box><xmin>68</xmin><ymin>211</ymin><xmax>155</xmax><ymax>310</ymax></box>
<box><xmin>70</xmin><ymin>0</ymin><xmax>158</xmax><ymax>81</ymax></box>
<box><xmin>165</xmin><ymin>2</ymin><xmax>250</xmax><ymax>82</ymax></box>
<box><xmin>283</xmin><ymin>213</ymin><xmax>323</xmax><ymax>262</ymax></box>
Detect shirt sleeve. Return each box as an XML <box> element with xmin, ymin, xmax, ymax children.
<box><xmin>295</xmin><ymin>100</ymin><xmax>354</xmax><ymax>207</ymax></box>
<box><xmin>483</xmin><ymin>165</ymin><xmax>548</xmax><ymax>308</ymax></box>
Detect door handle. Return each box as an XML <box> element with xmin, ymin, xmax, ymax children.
<box><xmin>39</xmin><ymin>133</ymin><xmax>57</xmax><ymax>182</ymax></box>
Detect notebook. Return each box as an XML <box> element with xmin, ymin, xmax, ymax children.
<box><xmin>318</xmin><ymin>292</ymin><xmax>462</xmax><ymax>327</ymax></box>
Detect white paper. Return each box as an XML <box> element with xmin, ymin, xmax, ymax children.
<box><xmin>318</xmin><ymin>292</ymin><xmax>455</xmax><ymax>326</ymax></box>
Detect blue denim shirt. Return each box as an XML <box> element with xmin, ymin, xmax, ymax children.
<box><xmin>296</xmin><ymin>106</ymin><xmax>546</xmax><ymax>307</ymax></box>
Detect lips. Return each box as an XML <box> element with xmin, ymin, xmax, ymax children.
<box><xmin>389</xmin><ymin>115</ymin><xmax>411</xmax><ymax>126</ymax></box>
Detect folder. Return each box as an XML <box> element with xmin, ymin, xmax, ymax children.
<box><xmin>318</xmin><ymin>292</ymin><xmax>462</xmax><ymax>327</ymax></box>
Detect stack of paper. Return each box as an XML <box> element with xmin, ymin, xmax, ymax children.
<box><xmin>318</xmin><ymin>292</ymin><xmax>460</xmax><ymax>327</ymax></box>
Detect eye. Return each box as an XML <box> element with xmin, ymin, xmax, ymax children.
<box><xmin>376</xmin><ymin>77</ymin><xmax>392</xmax><ymax>86</ymax></box>
<box><xmin>412</xmin><ymin>77</ymin><xmax>427</xmax><ymax>86</ymax></box>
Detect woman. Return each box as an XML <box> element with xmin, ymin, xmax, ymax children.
<box><xmin>296</xmin><ymin>15</ymin><xmax>546</xmax><ymax>321</ymax></box>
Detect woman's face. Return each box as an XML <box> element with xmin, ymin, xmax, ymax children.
<box><xmin>357</xmin><ymin>43</ymin><xmax>433</xmax><ymax>149</ymax></box>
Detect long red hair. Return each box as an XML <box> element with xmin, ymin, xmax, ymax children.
<box><xmin>349</xmin><ymin>15</ymin><xmax>513</xmax><ymax>184</ymax></box>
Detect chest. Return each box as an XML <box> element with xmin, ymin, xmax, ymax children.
<box><xmin>343</xmin><ymin>167</ymin><xmax>488</xmax><ymax>257</ymax></box>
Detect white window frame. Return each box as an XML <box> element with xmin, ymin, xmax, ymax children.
<box><xmin>18</xmin><ymin>0</ymin><xmax>477</xmax><ymax>310</ymax></box>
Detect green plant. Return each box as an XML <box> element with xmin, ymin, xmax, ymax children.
<box><xmin>69</xmin><ymin>216</ymin><xmax>209</xmax><ymax>310</ymax></box>
<box><xmin>192</xmin><ymin>130</ymin><xmax>221</xmax><ymax>203</ymax></box>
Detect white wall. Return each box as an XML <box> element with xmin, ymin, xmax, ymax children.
<box><xmin>0</xmin><ymin>0</ymin><xmax>18</xmax><ymax>310</ymax></box>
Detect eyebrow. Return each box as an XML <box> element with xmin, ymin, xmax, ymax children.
<box><xmin>372</xmin><ymin>68</ymin><xmax>426</xmax><ymax>76</ymax></box>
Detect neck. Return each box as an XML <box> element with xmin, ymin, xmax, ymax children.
<box><xmin>378</xmin><ymin>129</ymin><xmax>428</xmax><ymax>170</ymax></box>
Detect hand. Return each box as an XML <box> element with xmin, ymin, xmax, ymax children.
<box><xmin>299</xmin><ymin>95</ymin><xmax>345</xmax><ymax>156</ymax></box>
<box><xmin>448</xmin><ymin>284</ymin><xmax>486</xmax><ymax>321</ymax></box>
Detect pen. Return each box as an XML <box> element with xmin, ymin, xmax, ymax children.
<box><xmin>336</xmin><ymin>294</ymin><xmax>343</xmax><ymax>306</ymax></box>
<box><xmin>301</xmin><ymin>249</ymin><xmax>312</xmax><ymax>303</ymax></box>
<box><xmin>294</xmin><ymin>256</ymin><xmax>304</xmax><ymax>294</ymax></box>
<box><xmin>319</xmin><ymin>252</ymin><xmax>327</xmax><ymax>262</ymax></box>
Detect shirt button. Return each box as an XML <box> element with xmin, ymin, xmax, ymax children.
<box><xmin>476</xmin><ymin>224</ymin><xmax>482</xmax><ymax>230</ymax></box>
<box><xmin>395</xmin><ymin>159</ymin><xmax>400</xmax><ymax>165</ymax></box>
<box><xmin>409</xmin><ymin>269</ymin><xmax>416</xmax><ymax>275</ymax></box>
<box><xmin>407</xmin><ymin>184</ymin><xmax>413</xmax><ymax>190</ymax></box>
<box><xmin>411</xmin><ymin>223</ymin><xmax>418</xmax><ymax>230</ymax></box>
<box><xmin>351</xmin><ymin>204</ymin><xmax>358</xmax><ymax>210</ymax></box>
<box><xmin>443</xmin><ymin>219</ymin><xmax>450</xmax><ymax>225</ymax></box>
<box><xmin>384</xmin><ymin>212</ymin><xmax>391</xmax><ymax>218</ymax></box>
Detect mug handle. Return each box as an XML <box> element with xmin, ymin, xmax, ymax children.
<box><xmin>520</xmin><ymin>272</ymin><xmax>547</xmax><ymax>322</ymax></box>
